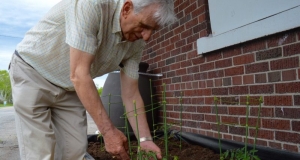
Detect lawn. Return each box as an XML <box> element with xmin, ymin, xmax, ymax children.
<box><xmin>0</xmin><ymin>104</ymin><xmax>13</xmax><ymax>108</ymax></box>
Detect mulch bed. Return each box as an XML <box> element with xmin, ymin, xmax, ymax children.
<box><xmin>87</xmin><ymin>137</ymin><xmax>220</xmax><ymax>160</ymax></box>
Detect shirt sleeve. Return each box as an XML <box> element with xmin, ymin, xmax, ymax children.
<box><xmin>65</xmin><ymin>0</ymin><xmax>101</xmax><ymax>54</ymax></box>
<box><xmin>121</xmin><ymin>42</ymin><xmax>145</xmax><ymax>79</ymax></box>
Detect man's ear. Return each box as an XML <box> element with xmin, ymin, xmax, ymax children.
<box><xmin>121</xmin><ymin>1</ymin><xmax>133</xmax><ymax>18</ymax></box>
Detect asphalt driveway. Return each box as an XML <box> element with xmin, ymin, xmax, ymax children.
<box><xmin>0</xmin><ymin>106</ymin><xmax>19</xmax><ymax>160</ymax></box>
<box><xmin>0</xmin><ymin>106</ymin><xmax>98</xmax><ymax>160</ymax></box>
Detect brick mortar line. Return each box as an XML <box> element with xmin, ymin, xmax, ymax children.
<box><xmin>149</xmin><ymin>41</ymin><xmax>300</xmax><ymax>66</ymax></box>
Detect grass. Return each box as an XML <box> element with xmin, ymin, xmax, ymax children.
<box><xmin>0</xmin><ymin>104</ymin><xmax>13</xmax><ymax>108</ymax></box>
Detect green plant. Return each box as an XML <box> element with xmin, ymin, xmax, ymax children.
<box><xmin>138</xmin><ymin>151</ymin><xmax>158</xmax><ymax>160</ymax></box>
<box><xmin>98</xmin><ymin>82</ymin><xmax>183</xmax><ymax>160</ymax></box>
<box><xmin>129</xmin><ymin>83</ymin><xmax>181</xmax><ymax>160</ymax></box>
<box><xmin>221</xmin><ymin>147</ymin><xmax>259</xmax><ymax>160</ymax></box>
<box><xmin>96</xmin><ymin>133</ymin><xmax>105</xmax><ymax>152</ymax></box>
<box><xmin>96</xmin><ymin>79</ymin><xmax>265</xmax><ymax>160</ymax></box>
<box><xmin>215</xmin><ymin>96</ymin><xmax>263</xmax><ymax>160</ymax></box>
<box><xmin>162</xmin><ymin>84</ymin><xmax>168</xmax><ymax>159</ymax></box>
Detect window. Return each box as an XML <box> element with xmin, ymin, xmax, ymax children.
<box><xmin>197</xmin><ymin>0</ymin><xmax>300</xmax><ymax>54</ymax></box>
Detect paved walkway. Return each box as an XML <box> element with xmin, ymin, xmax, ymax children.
<box><xmin>0</xmin><ymin>106</ymin><xmax>98</xmax><ymax>160</ymax></box>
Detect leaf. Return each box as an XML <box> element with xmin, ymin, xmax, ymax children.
<box><xmin>249</xmin><ymin>149</ymin><xmax>258</xmax><ymax>153</ymax></box>
<box><xmin>222</xmin><ymin>150</ymin><xmax>229</xmax><ymax>159</ymax></box>
<box><xmin>253</xmin><ymin>155</ymin><xmax>261</xmax><ymax>160</ymax></box>
<box><xmin>230</xmin><ymin>150</ymin><xmax>235</xmax><ymax>160</ymax></box>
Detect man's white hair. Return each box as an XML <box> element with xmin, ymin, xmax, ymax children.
<box><xmin>131</xmin><ymin>0</ymin><xmax>177</xmax><ymax>27</ymax></box>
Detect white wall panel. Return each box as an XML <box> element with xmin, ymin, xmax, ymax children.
<box><xmin>209</xmin><ymin>0</ymin><xmax>300</xmax><ymax>36</ymax></box>
<box><xmin>197</xmin><ymin>0</ymin><xmax>300</xmax><ymax>54</ymax></box>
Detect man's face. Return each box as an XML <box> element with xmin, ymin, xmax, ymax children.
<box><xmin>120</xmin><ymin>1</ymin><xmax>159</xmax><ymax>42</ymax></box>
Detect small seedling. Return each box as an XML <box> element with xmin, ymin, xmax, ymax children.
<box><xmin>220</xmin><ymin>147</ymin><xmax>260</xmax><ymax>160</ymax></box>
<box><xmin>96</xmin><ymin>133</ymin><xmax>105</xmax><ymax>151</ymax></box>
<box><xmin>215</xmin><ymin>96</ymin><xmax>263</xmax><ymax>160</ymax></box>
<box><xmin>124</xmin><ymin>83</ymin><xmax>182</xmax><ymax>159</ymax></box>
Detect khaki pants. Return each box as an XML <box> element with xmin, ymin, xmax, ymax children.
<box><xmin>9</xmin><ymin>54</ymin><xmax>88</xmax><ymax>160</ymax></box>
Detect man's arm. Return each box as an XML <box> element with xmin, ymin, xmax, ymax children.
<box><xmin>69</xmin><ymin>47</ymin><xmax>130</xmax><ymax>160</ymax></box>
<box><xmin>120</xmin><ymin>70</ymin><xmax>162</xmax><ymax>159</ymax></box>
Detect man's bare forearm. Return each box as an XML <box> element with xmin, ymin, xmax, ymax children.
<box><xmin>69</xmin><ymin>47</ymin><xmax>114</xmax><ymax>135</ymax></box>
<box><xmin>71</xmin><ymin>75</ymin><xmax>114</xmax><ymax>134</ymax></box>
<box><xmin>120</xmin><ymin>71</ymin><xmax>152</xmax><ymax>139</ymax></box>
<box><xmin>123</xmin><ymin>93</ymin><xmax>152</xmax><ymax>138</ymax></box>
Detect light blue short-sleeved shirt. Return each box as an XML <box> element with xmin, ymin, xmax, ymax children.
<box><xmin>16</xmin><ymin>0</ymin><xmax>145</xmax><ymax>91</ymax></box>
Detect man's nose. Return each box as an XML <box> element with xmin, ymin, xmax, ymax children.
<box><xmin>141</xmin><ymin>29</ymin><xmax>152</xmax><ymax>41</ymax></box>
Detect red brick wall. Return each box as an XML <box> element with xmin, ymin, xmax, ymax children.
<box><xmin>142</xmin><ymin>0</ymin><xmax>300</xmax><ymax>153</ymax></box>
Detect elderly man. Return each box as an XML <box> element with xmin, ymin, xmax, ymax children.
<box><xmin>9</xmin><ymin>0</ymin><xmax>176</xmax><ymax>159</ymax></box>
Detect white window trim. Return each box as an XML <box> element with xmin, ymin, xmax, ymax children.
<box><xmin>197</xmin><ymin>4</ymin><xmax>300</xmax><ymax>55</ymax></box>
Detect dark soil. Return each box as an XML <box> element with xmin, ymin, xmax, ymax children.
<box><xmin>87</xmin><ymin>137</ymin><xmax>220</xmax><ymax>160</ymax></box>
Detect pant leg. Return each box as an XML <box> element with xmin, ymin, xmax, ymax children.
<box><xmin>9</xmin><ymin>54</ymin><xmax>87</xmax><ymax>160</ymax></box>
<box><xmin>9</xmin><ymin>54</ymin><xmax>57</xmax><ymax>160</ymax></box>
<box><xmin>51</xmin><ymin>90</ymin><xmax>87</xmax><ymax>160</ymax></box>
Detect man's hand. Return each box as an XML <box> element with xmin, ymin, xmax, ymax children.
<box><xmin>102</xmin><ymin>127</ymin><xmax>130</xmax><ymax>160</ymax></box>
<box><xmin>140</xmin><ymin>141</ymin><xmax>162</xmax><ymax>159</ymax></box>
